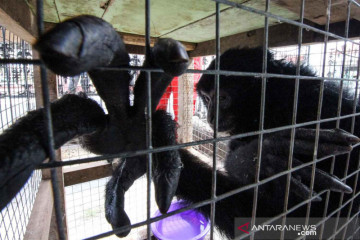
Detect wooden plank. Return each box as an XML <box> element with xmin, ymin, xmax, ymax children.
<box><xmin>272</xmin><ymin>0</ymin><xmax>360</xmax><ymax>25</ymax></box>
<box><xmin>189</xmin><ymin>19</ymin><xmax>360</xmax><ymax>57</ymax></box>
<box><xmin>64</xmin><ymin>161</ymin><xmax>113</xmax><ymax>186</ymax></box>
<box><xmin>0</xmin><ymin>0</ymin><xmax>37</xmax><ymax>43</ymax></box>
<box><xmin>121</xmin><ymin>32</ymin><xmax>196</xmax><ymax>51</ymax></box>
<box><xmin>24</xmin><ymin>180</ymin><xmax>54</xmax><ymax>240</ymax></box>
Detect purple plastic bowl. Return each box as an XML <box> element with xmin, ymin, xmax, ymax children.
<box><xmin>151</xmin><ymin>201</ymin><xmax>210</xmax><ymax>240</ymax></box>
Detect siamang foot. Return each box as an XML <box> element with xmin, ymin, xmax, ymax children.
<box><xmin>226</xmin><ymin>128</ymin><xmax>358</xmax><ymax>202</ymax></box>
<box><xmin>35</xmin><ymin>15</ymin><xmax>129</xmax><ymax>76</ymax></box>
<box><xmin>105</xmin><ymin>157</ymin><xmax>146</xmax><ymax>237</ymax></box>
<box><xmin>152</xmin><ymin>38</ymin><xmax>189</xmax><ymax>76</ymax></box>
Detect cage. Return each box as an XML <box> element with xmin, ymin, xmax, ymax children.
<box><xmin>0</xmin><ymin>0</ymin><xmax>359</xmax><ymax>240</ymax></box>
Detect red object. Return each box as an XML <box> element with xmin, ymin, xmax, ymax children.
<box><xmin>156</xmin><ymin>77</ymin><xmax>179</xmax><ymax>121</ymax></box>
<box><xmin>156</xmin><ymin>57</ymin><xmax>203</xmax><ymax>119</ymax></box>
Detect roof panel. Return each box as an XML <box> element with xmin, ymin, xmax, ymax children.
<box><xmin>164</xmin><ymin>0</ymin><xmax>299</xmax><ymax>42</ymax></box>
<box><xmin>102</xmin><ymin>0</ymin><xmax>234</xmax><ymax>37</ymax></box>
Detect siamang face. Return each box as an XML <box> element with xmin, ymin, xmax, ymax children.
<box><xmin>197</xmin><ymin>74</ymin><xmax>261</xmax><ymax>134</ymax></box>
<box><xmin>198</xmin><ymin>87</ymin><xmax>236</xmax><ymax>132</ymax></box>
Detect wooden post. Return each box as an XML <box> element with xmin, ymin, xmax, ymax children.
<box><xmin>32</xmin><ymin>49</ymin><xmax>68</xmax><ymax>239</ymax></box>
<box><xmin>177</xmin><ymin>59</ymin><xmax>194</xmax><ymax>144</ymax></box>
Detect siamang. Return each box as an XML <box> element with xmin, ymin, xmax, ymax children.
<box><xmin>0</xmin><ymin>15</ymin><xmax>358</xmax><ymax>239</ymax></box>
<box><xmin>196</xmin><ymin>47</ymin><xmax>360</xmax><ymax>238</ymax></box>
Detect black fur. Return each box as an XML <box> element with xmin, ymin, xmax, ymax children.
<box><xmin>0</xmin><ymin>16</ymin><xmax>358</xmax><ymax>240</ymax></box>
<box><xmin>195</xmin><ymin>47</ymin><xmax>360</xmax><ymax>238</ymax></box>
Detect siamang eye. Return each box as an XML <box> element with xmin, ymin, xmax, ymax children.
<box><xmin>219</xmin><ymin>96</ymin><xmax>227</xmax><ymax>101</ymax></box>
<box><xmin>204</xmin><ymin>95</ymin><xmax>211</xmax><ymax>103</ymax></box>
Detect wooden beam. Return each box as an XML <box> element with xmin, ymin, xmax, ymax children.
<box><xmin>190</xmin><ymin>20</ymin><xmax>360</xmax><ymax>57</ymax></box>
<box><xmin>273</xmin><ymin>0</ymin><xmax>360</xmax><ymax>25</ymax></box>
<box><xmin>43</xmin><ymin>22</ymin><xmax>196</xmax><ymax>52</ymax></box>
<box><xmin>0</xmin><ymin>0</ymin><xmax>37</xmax><ymax>43</ymax></box>
<box><xmin>178</xmin><ymin>59</ymin><xmax>194</xmax><ymax>144</ymax></box>
<box><xmin>63</xmin><ymin>161</ymin><xmax>112</xmax><ymax>186</ymax></box>
<box><xmin>24</xmin><ymin>180</ymin><xmax>53</xmax><ymax>240</ymax></box>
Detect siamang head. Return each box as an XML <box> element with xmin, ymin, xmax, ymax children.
<box><xmin>196</xmin><ymin>48</ymin><xmax>267</xmax><ymax>134</ymax></box>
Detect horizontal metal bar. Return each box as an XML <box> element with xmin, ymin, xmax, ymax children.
<box><xmin>96</xmin><ymin>66</ymin><xmax>360</xmax><ymax>83</ymax></box>
<box><xmin>0</xmin><ymin>60</ymin><xmax>358</xmax><ymax>83</ymax></box>
<box><xmin>0</xmin><ymin>59</ymin><xmax>43</xmax><ymax>65</ymax></box>
<box><xmin>38</xmin><ymin>112</ymin><xmax>360</xmax><ymax>169</ymax></box>
<box><xmin>212</xmin><ymin>0</ymin><xmax>360</xmax><ymax>46</ymax></box>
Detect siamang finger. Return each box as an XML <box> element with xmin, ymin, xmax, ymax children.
<box><xmin>35</xmin><ymin>15</ymin><xmax>129</xmax><ymax>76</ymax></box>
<box><xmin>267</xmin><ymin>137</ymin><xmax>353</xmax><ymax>158</ymax></box>
<box><xmin>0</xmin><ymin>94</ymin><xmax>105</xmax><ymax>211</ymax></box>
<box><xmin>105</xmin><ymin>157</ymin><xmax>147</xmax><ymax>237</ymax></box>
<box><xmin>153</xmin><ymin>154</ymin><xmax>183</xmax><ymax>214</ymax></box>
<box><xmin>152</xmin><ymin>38</ymin><xmax>190</xmax><ymax>77</ymax></box>
<box><xmin>290</xmin><ymin>177</ymin><xmax>322</xmax><ymax>202</ymax></box>
<box><xmin>275</xmin><ymin>128</ymin><xmax>360</xmax><ymax>146</ymax></box>
<box><xmin>35</xmin><ymin>16</ymin><xmax>131</xmax><ymax>116</ymax></box>
<box><xmin>105</xmin><ymin>161</ymin><xmax>130</xmax><ymax>237</ymax></box>
<box><xmin>133</xmin><ymin>39</ymin><xmax>189</xmax><ymax>114</ymax></box>
<box><xmin>152</xmin><ymin>110</ymin><xmax>183</xmax><ymax>213</ymax></box>
<box><xmin>293</xmin><ymin>139</ymin><xmax>353</xmax><ymax>157</ymax></box>
<box><xmin>291</xmin><ymin>159</ymin><xmax>353</xmax><ymax>194</ymax></box>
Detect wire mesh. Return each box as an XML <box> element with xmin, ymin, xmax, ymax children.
<box><xmin>0</xmin><ymin>26</ymin><xmax>41</xmax><ymax>240</ymax></box>
<box><xmin>0</xmin><ymin>0</ymin><xmax>359</xmax><ymax>239</ymax></box>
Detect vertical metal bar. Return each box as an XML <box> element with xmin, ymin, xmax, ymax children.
<box><xmin>251</xmin><ymin>1</ymin><xmax>269</xmax><ymax>239</ymax></box>
<box><xmin>36</xmin><ymin>0</ymin><xmax>66</xmax><ymax>239</ymax></box>
<box><xmin>144</xmin><ymin>0</ymin><xmax>153</xmax><ymax>239</ymax></box>
<box><xmin>332</xmin><ymin>1</ymin><xmax>352</xmax><ymax>237</ymax></box>
<box><xmin>21</xmin><ymin>40</ymin><xmax>31</xmax><ymax>111</ymax></box>
<box><xmin>280</xmin><ymin>1</ymin><xmax>305</xmax><ymax>239</ymax></box>
<box><xmin>13</xmin><ymin>33</ymin><xmax>20</xmax><ymax>121</ymax></box>
<box><xmin>318</xmin><ymin>0</ymin><xmax>334</xmax><ymax>238</ymax></box>
<box><xmin>2</xmin><ymin>28</ymin><xmax>14</xmax><ymax>125</ymax></box>
<box><xmin>210</xmin><ymin>3</ymin><xmax>220</xmax><ymax>240</ymax></box>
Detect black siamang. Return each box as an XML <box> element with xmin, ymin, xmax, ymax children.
<box><xmin>196</xmin><ymin>47</ymin><xmax>360</xmax><ymax>237</ymax></box>
<box><xmin>0</xmin><ymin>16</ymin><xmax>358</xmax><ymax>239</ymax></box>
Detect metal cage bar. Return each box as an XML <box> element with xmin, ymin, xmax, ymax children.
<box><xmin>0</xmin><ymin>0</ymin><xmax>359</xmax><ymax>239</ymax></box>
<box><xmin>35</xmin><ymin>0</ymin><xmax>66</xmax><ymax>239</ymax></box>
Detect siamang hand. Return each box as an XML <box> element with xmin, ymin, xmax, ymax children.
<box><xmin>35</xmin><ymin>15</ymin><xmax>188</xmax><ymax>237</ymax></box>
<box><xmin>0</xmin><ymin>15</ymin><xmax>188</xmax><ymax>220</ymax></box>
<box><xmin>226</xmin><ymin>128</ymin><xmax>359</xmax><ymax>201</ymax></box>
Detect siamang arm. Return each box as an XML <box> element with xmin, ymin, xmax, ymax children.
<box><xmin>35</xmin><ymin>15</ymin><xmax>131</xmax><ymax>118</ymax></box>
<box><xmin>0</xmin><ymin>94</ymin><xmax>106</xmax><ymax>210</ymax></box>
